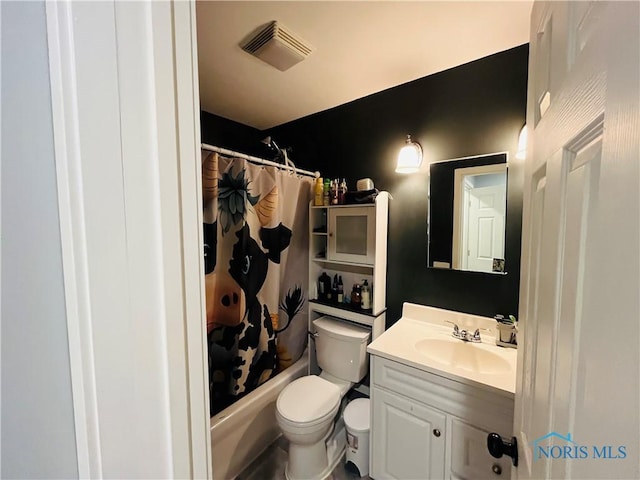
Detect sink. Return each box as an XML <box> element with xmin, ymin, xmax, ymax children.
<box><xmin>414</xmin><ymin>337</ymin><xmax>512</xmax><ymax>375</ymax></box>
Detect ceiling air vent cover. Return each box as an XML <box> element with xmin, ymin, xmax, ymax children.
<box><xmin>241</xmin><ymin>21</ymin><xmax>313</xmax><ymax>72</ymax></box>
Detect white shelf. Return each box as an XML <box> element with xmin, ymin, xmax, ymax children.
<box><xmin>308</xmin><ymin>192</ymin><xmax>389</xmax><ymax>380</ymax></box>
<box><xmin>312</xmin><ymin>257</ymin><xmax>374</xmax><ymax>269</ymax></box>
<box><xmin>309</xmin><ymin>301</ymin><xmax>383</xmax><ymax>327</ymax></box>
<box><xmin>311</xmin><ymin>203</ymin><xmax>375</xmax><ymax>209</ymax></box>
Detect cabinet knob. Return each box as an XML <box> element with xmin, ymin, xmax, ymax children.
<box><xmin>328</xmin><ymin>232</ymin><xmax>333</xmax><ymax>237</ymax></box>
<box><xmin>492</xmin><ymin>464</ymin><xmax>502</xmax><ymax>475</ymax></box>
<box><xmin>432</xmin><ymin>429</ymin><xmax>441</xmax><ymax>438</ymax></box>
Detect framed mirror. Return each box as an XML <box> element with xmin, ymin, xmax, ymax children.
<box><xmin>427</xmin><ymin>152</ymin><xmax>508</xmax><ymax>274</ymax></box>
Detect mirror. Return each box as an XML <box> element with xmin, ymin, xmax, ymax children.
<box><xmin>428</xmin><ymin>152</ymin><xmax>508</xmax><ymax>274</ymax></box>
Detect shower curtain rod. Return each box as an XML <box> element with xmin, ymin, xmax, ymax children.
<box><xmin>201</xmin><ymin>143</ymin><xmax>319</xmax><ymax>178</ymax></box>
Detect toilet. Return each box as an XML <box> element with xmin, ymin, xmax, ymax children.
<box><xmin>276</xmin><ymin>316</ymin><xmax>370</xmax><ymax>480</ymax></box>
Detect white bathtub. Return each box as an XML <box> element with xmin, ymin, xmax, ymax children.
<box><xmin>210</xmin><ymin>352</ymin><xmax>308</xmax><ymax>480</ymax></box>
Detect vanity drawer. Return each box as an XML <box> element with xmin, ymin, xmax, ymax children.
<box><xmin>370</xmin><ymin>355</ymin><xmax>513</xmax><ymax>428</ymax></box>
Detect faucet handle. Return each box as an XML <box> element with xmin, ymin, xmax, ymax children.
<box><xmin>472</xmin><ymin>328</ymin><xmax>482</xmax><ymax>341</ymax></box>
<box><xmin>472</xmin><ymin>327</ymin><xmax>492</xmax><ymax>342</ymax></box>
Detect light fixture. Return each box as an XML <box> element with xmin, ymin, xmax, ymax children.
<box><xmin>516</xmin><ymin>125</ymin><xmax>528</xmax><ymax>160</ymax></box>
<box><xmin>395</xmin><ymin>135</ymin><xmax>423</xmax><ymax>174</ymax></box>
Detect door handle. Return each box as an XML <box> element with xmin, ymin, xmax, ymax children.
<box><xmin>487</xmin><ymin>433</ymin><xmax>518</xmax><ymax>467</ymax></box>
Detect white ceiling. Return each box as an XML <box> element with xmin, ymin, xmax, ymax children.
<box><xmin>196</xmin><ymin>1</ymin><xmax>532</xmax><ymax>130</ymax></box>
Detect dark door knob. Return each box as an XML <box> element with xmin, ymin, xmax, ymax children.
<box><xmin>487</xmin><ymin>433</ymin><xmax>518</xmax><ymax>467</ymax></box>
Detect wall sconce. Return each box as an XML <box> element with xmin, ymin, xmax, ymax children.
<box><xmin>395</xmin><ymin>135</ymin><xmax>423</xmax><ymax>174</ymax></box>
<box><xmin>516</xmin><ymin>125</ymin><xmax>528</xmax><ymax>160</ymax></box>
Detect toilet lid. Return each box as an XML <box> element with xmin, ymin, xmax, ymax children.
<box><xmin>277</xmin><ymin>376</ymin><xmax>340</xmax><ymax>424</ymax></box>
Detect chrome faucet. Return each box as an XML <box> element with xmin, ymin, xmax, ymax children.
<box><xmin>445</xmin><ymin>321</ymin><xmax>482</xmax><ymax>343</ymax></box>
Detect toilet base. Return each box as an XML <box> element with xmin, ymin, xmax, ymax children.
<box><xmin>285</xmin><ymin>418</ymin><xmax>346</xmax><ymax>480</ymax></box>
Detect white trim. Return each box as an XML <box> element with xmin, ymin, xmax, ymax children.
<box><xmin>169</xmin><ymin>2</ymin><xmax>212</xmax><ymax>477</ymax></box>
<box><xmin>45</xmin><ymin>3</ymin><xmax>102</xmax><ymax>476</ymax></box>
<box><xmin>46</xmin><ymin>1</ymin><xmax>210</xmax><ymax>477</ymax></box>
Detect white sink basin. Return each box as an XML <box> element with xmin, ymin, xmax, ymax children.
<box><xmin>414</xmin><ymin>337</ymin><xmax>512</xmax><ymax>375</ymax></box>
<box><xmin>367</xmin><ymin>305</ymin><xmax>518</xmax><ymax>394</ymax></box>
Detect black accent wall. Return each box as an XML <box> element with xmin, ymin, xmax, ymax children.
<box><xmin>201</xmin><ymin>44</ymin><xmax>528</xmax><ymax>326</ymax></box>
<box><xmin>200</xmin><ymin>111</ymin><xmax>265</xmax><ymax>157</ymax></box>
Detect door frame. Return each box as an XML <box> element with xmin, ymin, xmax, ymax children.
<box><xmin>45</xmin><ymin>1</ymin><xmax>210</xmax><ymax>477</ymax></box>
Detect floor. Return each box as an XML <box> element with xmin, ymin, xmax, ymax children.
<box><xmin>237</xmin><ymin>436</ymin><xmax>371</xmax><ymax>480</ymax></box>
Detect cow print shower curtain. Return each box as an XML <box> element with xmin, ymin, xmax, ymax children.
<box><xmin>202</xmin><ymin>152</ymin><xmax>312</xmax><ymax>415</ymax></box>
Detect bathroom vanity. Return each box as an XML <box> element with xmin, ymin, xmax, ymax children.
<box><xmin>367</xmin><ymin>303</ymin><xmax>516</xmax><ymax>479</ymax></box>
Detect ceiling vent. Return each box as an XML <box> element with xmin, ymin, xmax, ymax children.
<box><xmin>241</xmin><ymin>21</ymin><xmax>313</xmax><ymax>72</ymax></box>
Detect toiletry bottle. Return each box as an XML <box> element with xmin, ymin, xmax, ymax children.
<box><xmin>330</xmin><ymin>179</ymin><xmax>338</xmax><ymax>205</ymax></box>
<box><xmin>351</xmin><ymin>284</ymin><xmax>361</xmax><ymax>309</ymax></box>
<box><xmin>361</xmin><ymin>279</ymin><xmax>371</xmax><ymax>310</ymax></box>
<box><xmin>332</xmin><ymin>274</ymin><xmax>338</xmax><ymax>303</ymax></box>
<box><xmin>337</xmin><ymin>276</ymin><xmax>344</xmax><ymax>303</ymax></box>
<box><xmin>314</xmin><ymin>177</ymin><xmax>324</xmax><ymax>206</ymax></box>
<box><xmin>338</xmin><ymin>178</ymin><xmax>347</xmax><ymax>204</ymax></box>
<box><xmin>323</xmin><ymin>179</ymin><xmax>330</xmax><ymax>206</ymax></box>
<box><xmin>318</xmin><ymin>272</ymin><xmax>330</xmax><ymax>301</ymax></box>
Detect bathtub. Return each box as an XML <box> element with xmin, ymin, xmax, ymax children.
<box><xmin>210</xmin><ymin>351</ymin><xmax>309</xmax><ymax>479</ymax></box>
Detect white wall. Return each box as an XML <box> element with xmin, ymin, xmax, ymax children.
<box><xmin>0</xmin><ymin>2</ymin><xmax>79</xmax><ymax>478</ymax></box>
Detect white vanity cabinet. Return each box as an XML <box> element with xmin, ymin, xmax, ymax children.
<box><xmin>371</xmin><ymin>386</ymin><xmax>446</xmax><ymax>479</ymax></box>
<box><xmin>370</xmin><ymin>355</ymin><xmax>514</xmax><ymax>480</ymax></box>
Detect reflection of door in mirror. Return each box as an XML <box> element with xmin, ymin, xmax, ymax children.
<box><xmin>452</xmin><ymin>164</ymin><xmax>507</xmax><ymax>273</ymax></box>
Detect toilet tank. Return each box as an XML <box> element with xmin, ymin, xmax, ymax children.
<box><xmin>313</xmin><ymin>316</ymin><xmax>371</xmax><ymax>382</ymax></box>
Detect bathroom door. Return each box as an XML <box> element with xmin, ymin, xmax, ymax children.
<box><xmin>513</xmin><ymin>2</ymin><xmax>639</xmax><ymax>479</ymax></box>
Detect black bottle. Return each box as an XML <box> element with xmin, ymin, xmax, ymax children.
<box><xmin>319</xmin><ymin>272</ymin><xmax>331</xmax><ymax>301</ymax></box>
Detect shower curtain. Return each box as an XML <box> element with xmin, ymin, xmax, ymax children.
<box><xmin>202</xmin><ymin>151</ymin><xmax>312</xmax><ymax>415</ymax></box>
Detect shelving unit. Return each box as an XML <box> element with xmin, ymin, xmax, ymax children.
<box><xmin>307</xmin><ymin>192</ymin><xmax>390</xmax><ymax>378</ymax></box>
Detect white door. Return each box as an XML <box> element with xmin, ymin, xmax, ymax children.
<box><xmin>371</xmin><ymin>387</ymin><xmax>446</xmax><ymax>479</ymax></box>
<box><xmin>466</xmin><ymin>185</ymin><xmax>506</xmax><ymax>273</ymax></box>
<box><xmin>512</xmin><ymin>2</ymin><xmax>639</xmax><ymax>479</ymax></box>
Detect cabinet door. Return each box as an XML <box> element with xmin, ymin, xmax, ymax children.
<box><xmin>327</xmin><ymin>207</ymin><xmax>375</xmax><ymax>264</ymax></box>
<box><xmin>371</xmin><ymin>387</ymin><xmax>446</xmax><ymax>479</ymax></box>
<box><xmin>449</xmin><ymin>418</ymin><xmax>511</xmax><ymax>479</ymax></box>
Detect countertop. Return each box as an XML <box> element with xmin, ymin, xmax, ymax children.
<box><xmin>367</xmin><ymin>303</ymin><xmax>517</xmax><ymax>396</ymax></box>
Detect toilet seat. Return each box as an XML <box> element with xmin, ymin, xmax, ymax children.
<box><xmin>277</xmin><ymin>376</ymin><xmax>340</xmax><ymax>426</ymax></box>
